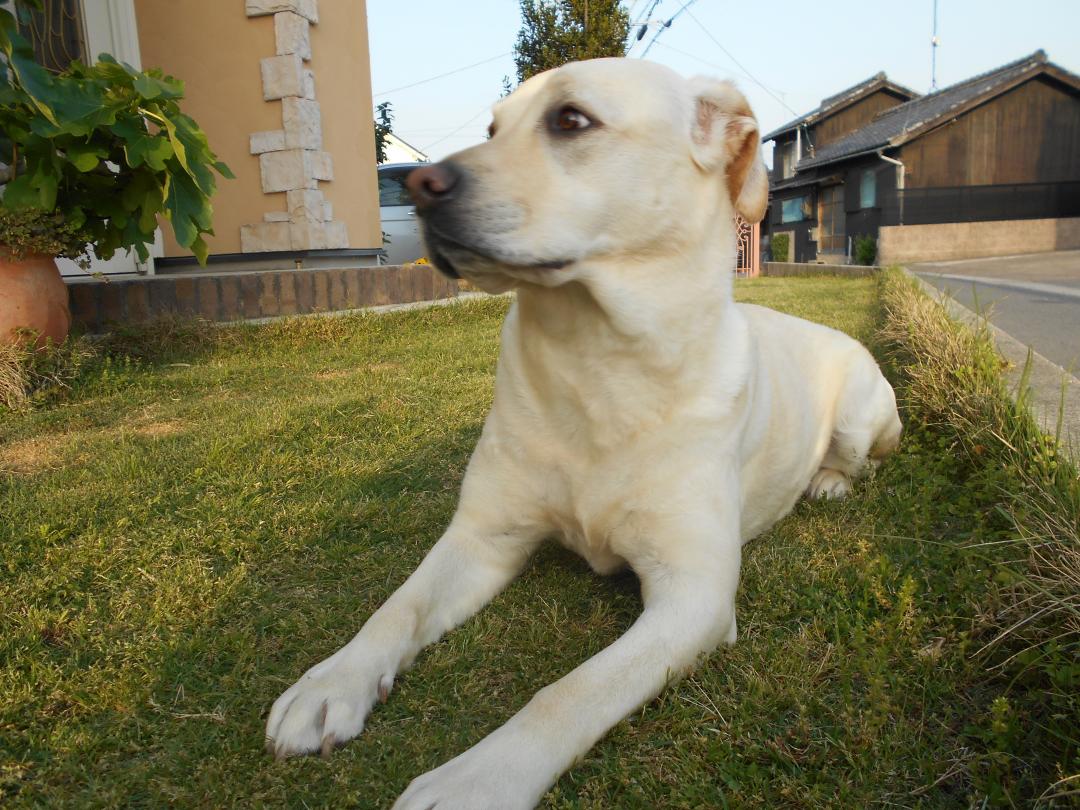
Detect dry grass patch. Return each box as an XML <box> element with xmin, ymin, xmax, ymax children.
<box><xmin>130</xmin><ymin>420</ymin><xmax>187</xmax><ymax>439</ymax></box>
<box><xmin>0</xmin><ymin>338</ymin><xmax>97</xmax><ymax>411</ymax></box>
<box><xmin>0</xmin><ymin>435</ymin><xmax>64</xmax><ymax>474</ymax></box>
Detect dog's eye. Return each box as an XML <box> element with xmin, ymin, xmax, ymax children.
<box><xmin>487</xmin><ymin>122</ymin><xmax>496</xmax><ymax>138</ymax></box>
<box><xmin>553</xmin><ymin>106</ymin><xmax>591</xmax><ymax>132</ymax></box>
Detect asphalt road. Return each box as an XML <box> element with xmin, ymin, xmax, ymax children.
<box><xmin>913</xmin><ymin>251</ymin><xmax>1080</xmax><ymax>374</ymax></box>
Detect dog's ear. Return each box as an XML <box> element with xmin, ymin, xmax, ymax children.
<box><xmin>688</xmin><ymin>78</ymin><xmax>769</xmax><ymax>224</ymax></box>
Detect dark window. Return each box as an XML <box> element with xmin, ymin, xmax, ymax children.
<box><xmin>860</xmin><ymin>169</ymin><xmax>877</xmax><ymax>209</ymax></box>
<box><xmin>818</xmin><ymin>185</ymin><xmax>845</xmax><ymax>252</ymax></box>
<box><xmin>378</xmin><ymin>170</ymin><xmax>412</xmax><ymax>207</ymax></box>
<box><xmin>16</xmin><ymin>0</ymin><xmax>87</xmax><ymax>73</ymax></box>
<box><xmin>780</xmin><ymin>195</ymin><xmax>811</xmax><ymax>223</ymax></box>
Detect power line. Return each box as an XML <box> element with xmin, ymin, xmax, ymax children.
<box><xmin>682</xmin><ymin>7</ymin><xmax>800</xmax><ymax>118</ymax></box>
<box><xmin>626</xmin><ymin>0</ymin><xmax>665</xmax><ymax>53</ymax></box>
<box><xmin>420</xmin><ymin>104</ymin><xmax>492</xmax><ymax>152</ymax></box>
<box><xmin>374</xmin><ymin>52</ymin><xmax>512</xmax><ymax>100</ymax></box>
<box><xmin>652</xmin><ymin>40</ymin><xmax>788</xmax><ymax>102</ymax></box>
<box><xmin>639</xmin><ymin>0</ymin><xmax>697</xmax><ymax>58</ymax></box>
<box><xmin>633</xmin><ymin>0</ymin><xmax>664</xmax><ymax>26</ymax></box>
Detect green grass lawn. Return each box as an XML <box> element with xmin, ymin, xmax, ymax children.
<box><xmin>0</xmin><ymin>278</ymin><xmax>1069</xmax><ymax>807</ymax></box>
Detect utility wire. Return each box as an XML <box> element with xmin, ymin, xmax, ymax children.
<box><xmin>626</xmin><ymin>0</ymin><xmax>664</xmax><ymax>53</ymax></box>
<box><xmin>652</xmin><ymin>40</ymin><xmax>788</xmax><ymax>102</ymax></box>
<box><xmin>682</xmin><ymin>7</ymin><xmax>800</xmax><ymax>118</ymax></box>
<box><xmin>420</xmin><ymin>104</ymin><xmax>492</xmax><ymax>152</ymax></box>
<box><xmin>640</xmin><ymin>0</ymin><xmax>697</xmax><ymax>58</ymax></box>
<box><xmin>634</xmin><ymin>0</ymin><xmax>664</xmax><ymax>26</ymax></box>
<box><xmin>374</xmin><ymin>52</ymin><xmax>512</xmax><ymax>100</ymax></box>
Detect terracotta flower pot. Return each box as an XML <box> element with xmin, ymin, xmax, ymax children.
<box><xmin>0</xmin><ymin>252</ymin><xmax>72</xmax><ymax>348</ymax></box>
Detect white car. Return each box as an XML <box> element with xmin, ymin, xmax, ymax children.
<box><xmin>378</xmin><ymin>162</ymin><xmax>427</xmax><ymax>265</ymax></box>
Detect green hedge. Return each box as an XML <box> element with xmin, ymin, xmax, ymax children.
<box><xmin>770</xmin><ymin>233</ymin><xmax>790</xmax><ymax>263</ymax></box>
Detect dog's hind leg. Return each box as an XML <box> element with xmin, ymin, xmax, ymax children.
<box><xmin>266</xmin><ymin>470</ymin><xmax>545</xmax><ymax>760</ymax></box>
<box><xmin>808</xmin><ymin>361</ymin><xmax>901</xmax><ymax>501</ymax></box>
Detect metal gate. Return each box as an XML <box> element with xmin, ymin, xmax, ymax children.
<box><xmin>735</xmin><ymin>216</ymin><xmax>760</xmax><ymax>277</ymax></box>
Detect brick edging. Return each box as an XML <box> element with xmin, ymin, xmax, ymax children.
<box><xmin>69</xmin><ymin>264</ymin><xmax>458</xmax><ymax>332</ymax></box>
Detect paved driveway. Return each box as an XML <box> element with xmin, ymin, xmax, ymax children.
<box><xmin>913</xmin><ymin>251</ymin><xmax>1080</xmax><ymax>373</ymax></box>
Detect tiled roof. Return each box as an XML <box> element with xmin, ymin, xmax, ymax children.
<box><xmin>761</xmin><ymin>72</ymin><xmax>919</xmax><ymax>142</ymax></box>
<box><xmin>796</xmin><ymin>50</ymin><xmax>1075</xmax><ymax>170</ymax></box>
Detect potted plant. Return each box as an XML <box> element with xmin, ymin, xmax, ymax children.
<box><xmin>0</xmin><ymin>0</ymin><xmax>232</xmax><ymax>347</ymax></box>
<box><xmin>0</xmin><ymin>207</ymin><xmax>89</xmax><ymax>346</ymax></box>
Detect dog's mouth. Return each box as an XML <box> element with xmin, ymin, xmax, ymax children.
<box><xmin>424</xmin><ymin>226</ymin><xmax>571</xmax><ymax>280</ymax></box>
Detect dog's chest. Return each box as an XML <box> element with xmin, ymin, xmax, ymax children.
<box><xmin>551</xmin><ymin>510</ymin><xmax>630</xmax><ymax>576</ymax></box>
<box><xmin>534</xmin><ymin>451</ymin><xmax>657</xmax><ymax>577</ymax></box>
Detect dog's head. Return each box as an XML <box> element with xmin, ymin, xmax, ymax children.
<box><xmin>407</xmin><ymin>58</ymin><xmax>767</xmax><ymax>291</ymax></box>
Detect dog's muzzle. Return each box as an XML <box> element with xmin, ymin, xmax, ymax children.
<box><xmin>406</xmin><ymin>162</ymin><xmax>467</xmax><ymax>278</ymax></box>
<box><xmin>406</xmin><ymin>161</ymin><xmax>572</xmax><ymax>280</ymax></box>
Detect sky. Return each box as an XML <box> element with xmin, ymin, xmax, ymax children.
<box><xmin>366</xmin><ymin>0</ymin><xmax>1080</xmax><ymax>167</ymax></box>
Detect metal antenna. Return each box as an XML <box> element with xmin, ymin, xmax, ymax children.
<box><xmin>931</xmin><ymin>0</ymin><xmax>940</xmax><ymax>91</ymax></box>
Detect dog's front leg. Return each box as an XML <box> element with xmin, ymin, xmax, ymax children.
<box><xmin>266</xmin><ymin>512</ymin><xmax>540</xmax><ymax>759</ymax></box>
<box><xmin>393</xmin><ymin>520</ymin><xmax>741</xmax><ymax>810</ymax></box>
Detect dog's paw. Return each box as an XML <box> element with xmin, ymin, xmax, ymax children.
<box><xmin>806</xmin><ymin>468</ymin><xmax>851</xmax><ymax>500</ymax></box>
<box><xmin>265</xmin><ymin>649</ymin><xmax>394</xmax><ymax>759</ymax></box>
<box><xmin>392</xmin><ymin>750</ymin><xmax>540</xmax><ymax>810</ymax></box>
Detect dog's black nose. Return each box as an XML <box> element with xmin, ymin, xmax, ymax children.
<box><xmin>406</xmin><ymin>162</ymin><xmax>462</xmax><ymax>212</ymax></box>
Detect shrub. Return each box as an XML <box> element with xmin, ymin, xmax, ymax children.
<box><xmin>0</xmin><ymin>207</ymin><xmax>91</xmax><ymax>265</ymax></box>
<box><xmin>854</xmin><ymin>234</ymin><xmax>877</xmax><ymax>266</ymax></box>
<box><xmin>770</xmin><ymin>233</ymin><xmax>790</xmax><ymax>263</ymax></box>
<box><xmin>0</xmin><ymin>1</ymin><xmax>233</xmax><ymax>265</ymax></box>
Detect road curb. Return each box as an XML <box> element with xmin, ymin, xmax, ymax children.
<box><xmin>902</xmin><ymin>267</ymin><xmax>1080</xmax><ymax>461</ymax></box>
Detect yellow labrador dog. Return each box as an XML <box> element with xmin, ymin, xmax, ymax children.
<box><xmin>266</xmin><ymin>58</ymin><xmax>901</xmax><ymax>808</ymax></box>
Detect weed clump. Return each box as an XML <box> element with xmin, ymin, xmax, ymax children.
<box><xmin>879</xmin><ymin>268</ymin><xmax>1079</xmax><ymax>805</ymax></box>
<box><xmin>0</xmin><ymin>337</ymin><xmax>96</xmax><ymax>411</ymax></box>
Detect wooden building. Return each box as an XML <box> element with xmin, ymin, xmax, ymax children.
<box><xmin>763</xmin><ymin>51</ymin><xmax>1080</xmax><ymax>263</ymax></box>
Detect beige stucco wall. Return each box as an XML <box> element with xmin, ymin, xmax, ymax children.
<box><xmin>132</xmin><ymin>0</ymin><xmax>380</xmax><ymax>257</ymax></box>
<box><xmin>879</xmin><ymin>218</ymin><xmax>1080</xmax><ymax>264</ymax></box>
<box><xmin>307</xmin><ymin>3</ymin><xmax>381</xmax><ymax>252</ymax></box>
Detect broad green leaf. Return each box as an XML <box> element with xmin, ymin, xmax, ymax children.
<box><xmin>189</xmin><ymin>234</ymin><xmax>208</xmax><ymax>265</ymax></box>
<box><xmin>1</xmin><ymin>173</ymin><xmax>40</xmax><ymax>208</ymax></box>
<box><xmin>8</xmin><ymin>159</ymin><xmax>62</xmax><ymax>210</ymax></box>
<box><xmin>69</xmin><ymin>152</ymin><xmax>99</xmax><ymax>171</ymax></box>
<box><xmin>134</xmin><ymin>73</ymin><xmax>160</xmax><ymax>100</ymax></box>
<box><xmin>120</xmin><ymin>171</ymin><xmax>159</xmax><ymax>212</ymax></box>
<box><xmin>172</xmin><ymin>114</ymin><xmax>216</xmax><ymax>194</ymax></box>
<box><xmin>1</xmin><ymin>19</ymin><xmax>59</xmax><ymax>124</ymax></box>
<box><xmin>138</xmin><ymin>198</ymin><xmax>161</xmax><ymax>233</ymax></box>
<box><xmin>66</xmin><ymin>143</ymin><xmax>106</xmax><ymax>172</ymax></box>
<box><xmin>156</xmin><ymin>113</ymin><xmax>189</xmax><ymax>176</ymax></box>
<box><xmin>124</xmin><ymin>133</ymin><xmax>173</xmax><ymax>171</ymax></box>
<box><xmin>163</xmin><ymin>169</ymin><xmax>205</xmax><ymax>248</ymax></box>
<box><xmin>46</xmin><ymin>81</ymin><xmax>109</xmax><ymax>128</ymax></box>
<box><xmin>111</xmin><ymin>117</ymin><xmax>146</xmax><ymax>141</ymax></box>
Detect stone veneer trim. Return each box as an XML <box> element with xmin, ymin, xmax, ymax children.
<box><xmin>242</xmin><ymin>0</ymin><xmax>348</xmax><ymax>253</ymax></box>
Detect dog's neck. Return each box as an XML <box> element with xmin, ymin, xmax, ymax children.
<box><xmin>516</xmin><ymin>226</ymin><xmax>739</xmax><ymax>356</ymax></box>
<box><xmin>502</xmin><ymin>232</ymin><xmax>749</xmax><ymax>445</ymax></box>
